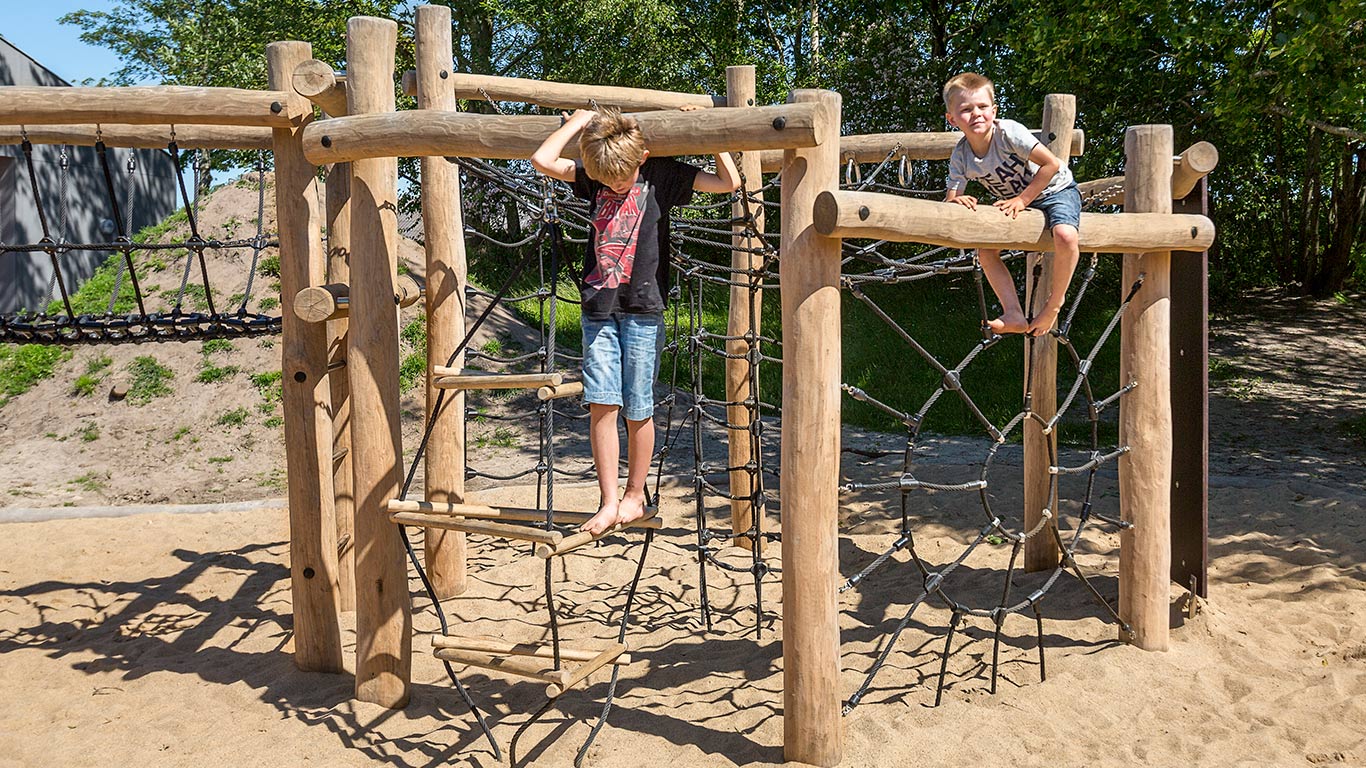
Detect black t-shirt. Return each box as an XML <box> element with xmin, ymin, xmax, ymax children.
<box><xmin>571</xmin><ymin>157</ymin><xmax>700</xmax><ymax>319</ymax></box>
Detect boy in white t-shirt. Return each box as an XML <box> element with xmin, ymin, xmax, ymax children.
<box><xmin>943</xmin><ymin>72</ymin><xmax>1082</xmax><ymax>336</ymax></box>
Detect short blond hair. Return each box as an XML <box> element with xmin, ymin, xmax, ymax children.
<box><xmin>942</xmin><ymin>72</ymin><xmax>995</xmax><ymax>107</ymax></box>
<box><xmin>579</xmin><ymin>108</ymin><xmax>646</xmax><ymax>182</ymax></box>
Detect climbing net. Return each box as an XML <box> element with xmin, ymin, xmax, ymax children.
<box><xmin>0</xmin><ymin>137</ymin><xmax>279</xmax><ymax>344</ymax></box>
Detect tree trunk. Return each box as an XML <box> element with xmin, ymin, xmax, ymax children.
<box><xmin>195</xmin><ymin>148</ymin><xmax>213</xmax><ymax>200</ymax></box>
<box><xmin>1310</xmin><ymin>143</ymin><xmax>1366</xmax><ymax>296</ymax></box>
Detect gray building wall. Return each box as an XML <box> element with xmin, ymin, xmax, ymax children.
<box><xmin>0</xmin><ymin>36</ymin><xmax>179</xmax><ymax>313</ymax></box>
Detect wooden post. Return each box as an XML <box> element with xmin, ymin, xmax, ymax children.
<box><xmin>725</xmin><ymin>65</ymin><xmax>765</xmax><ymax>552</ymax></box>
<box><xmin>779</xmin><ymin>88</ymin><xmax>842</xmax><ymax>767</ymax></box>
<box><xmin>325</xmin><ymin>154</ymin><xmax>356</xmax><ymax>613</ymax></box>
<box><xmin>416</xmin><ymin>4</ymin><xmax>468</xmax><ymax>598</ymax></box>
<box><xmin>346</xmin><ymin>16</ymin><xmax>412</xmax><ymax>707</ymax></box>
<box><xmin>1119</xmin><ymin>124</ymin><xmax>1174</xmax><ymax>651</ymax></box>
<box><xmin>267</xmin><ymin>41</ymin><xmax>343</xmax><ymax>673</ymax></box>
<box><xmin>1170</xmin><ymin>178</ymin><xmax>1210</xmax><ymax>599</ymax></box>
<box><xmin>1023</xmin><ymin>94</ymin><xmax>1076</xmax><ymax>572</ymax></box>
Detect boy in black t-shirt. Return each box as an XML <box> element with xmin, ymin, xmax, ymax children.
<box><xmin>532</xmin><ymin>107</ymin><xmax>740</xmax><ymax>535</ymax></box>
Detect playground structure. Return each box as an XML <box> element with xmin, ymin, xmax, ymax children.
<box><xmin>0</xmin><ymin>6</ymin><xmax>1218</xmax><ymax>766</ymax></box>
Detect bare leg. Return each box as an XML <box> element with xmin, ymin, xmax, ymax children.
<box><xmin>583</xmin><ymin>403</ymin><xmax>621</xmax><ymax>535</ymax></box>
<box><xmin>617</xmin><ymin>416</ymin><xmax>656</xmax><ymax>526</ymax></box>
<box><xmin>1028</xmin><ymin>224</ymin><xmax>1080</xmax><ymax>336</ymax></box>
<box><xmin>978</xmin><ymin>248</ymin><xmax>1028</xmax><ymax>334</ymax></box>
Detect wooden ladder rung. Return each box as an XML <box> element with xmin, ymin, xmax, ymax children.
<box><xmin>431</xmin><ymin>367</ymin><xmax>563</xmax><ymax>391</ymax></box>
<box><xmin>431</xmin><ymin>635</ymin><xmax>632</xmax><ymax>666</ymax></box>
<box><xmin>387</xmin><ymin>499</ymin><xmax>597</xmax><ymax>526</ymax></box>
<box><xmin>389</xmin><ymin>510</ymin><xmax>563</xmax><ymax>546</ymax></box>
<box><xmin>535</xmin><ymin>508</ymin><xmax>661</xmax><ymax>559</ymax></box>
<box><xmin>537</xmin><ymin>381</ymin><xmax>584</xmax><ymax>401</ymax></box>
<box><xmin>547</xmin><ymin>643</ymin><xmax>628</xmax><ymax>698</ymax></box>
<box><xmin>432</xmin><ymin>647</ymin><xmax>566</xmax><ymax>686</ymax></box>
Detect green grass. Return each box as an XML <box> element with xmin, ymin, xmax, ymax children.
<box><xmin>72</xmin><ymin>351</ymin><xmax>114</xmax><ymax>396</ymax></box>
<box><xmin>258</xmin><ymin>296</ymin><xmax>280</xmax><ymax>311</ymax></box>
<box><xmin>126</xmin><ymin>356</ymin><xmax>175</xmax><ymax>405</ymax></box>
<box><xmin>159</xmin><ymin>284</ymin><xmax>210</xmax><ymax>311</ymax></box>
<box><xmin>250</xmin><ymin>371</ymin><xmax>283</xmax><ymax>410</ymax></box>
<box><xmin>257</xmin><ymin>255</ymin><xmax>281</xmax><ymax>279</ymax></box>
<box><xmin>0</xmin><ymin>345</ymin><xmax>71</xmax><ymax>407</ymax></box>
<box><xmin>263</xmin><ymin>415</ymin><xmax>284</xmax><ymax>429</ymax></box>
<box><xmin>215</xmin><ymin>407</ymin><xmax>251</xmax><ymax>427</ymax></box>
<box><xmin>172</xmin><ymin>426</ymin><xmax>193</xmax><ymax>441</ymax></box>
<box><xmin>70</xmin><ymin>471</ymin><xmax>106</xmax><ymax>493</ymax></box>
<box><xmin>195</xmin><ymin>361</ymin><xmax>240</xmax><ymax>384</ymax></box>
<box><xmin>208</xmin><ymin>455</ymin><xmax>234</xmax><ymax>464</ymax></box>
<box><xmin>202</xmin><ymin>339</ymin><xmax>234</xmax><ymax>355</ymax></box>
<box><xmin>475</xmin><ymin>426</ymin><xmax>519</xmax><ymax>449</ymax></box>
<box><xmin>131</xmin><ymin>208</ymin><xmax>189</xmax><ymax>244</ymax></box>
<box><xmin>399</xmin><ymin>314</ymin><xmax>428</xmax><ymax>393</ymax></box>
<box><xmin>78</xmin><ymin>422</ymin><xmax>100</xmax><ymax>442</ymax></box>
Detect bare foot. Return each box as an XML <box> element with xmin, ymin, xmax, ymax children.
<box><xmin>616</xmin><ymin>489</ymin><xmax>650</xmax><ymax>528</ymax></box>
<box><xmin>987</xmin><ymin>309</ymin><xmax>1029</xmax><ymax>335</ymax></box>
<box><xmin>581</xmin><ymin>499</ymin><xmax>620</xmax><ymax>536</ymax></box>
<box><xmin>1027</xmin><ymin>303</ymin><xmax>1063</xmax><ymax>336</ymax></box>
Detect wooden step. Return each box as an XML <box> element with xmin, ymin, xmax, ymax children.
<box><xmin>548</xmin><ymin>643</ymin><xmax>628</xmax><ymax>698</ymax></box>
<box><xmin>431</xmin><ymin>647</ymin><xmax>566</xmax><ymax>687</ymax></box>
<box><xmin>431</xmin><ymin>368</ymin><xmax>563</xmax><ymax>391</ymax></box>
<box><xmin>387</xmin><ymin>499</ymin><xmax>664</xmax><ymax>531</ymax></box>
<box><xmin>537</xmin><ymin>381</ymin><xmax>584</xmax><ymax>401</ymax></box>
<box><xmin>535</xmin><ymin>508</ymin><xmax>660</xmax><ymax>559</ymax></box>
<box><xmin>431</xmin><ymin>635</ymin><xmax>632</xmax><ymax>666</ymax></box>
<box><xmin>389</xmin><ymin>510</ymin><xmax>564</xmax><ymax>546</ymax></box>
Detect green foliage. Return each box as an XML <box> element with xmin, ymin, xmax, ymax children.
<box><xmin>195</xmin><ymin>361</ymin><xmax>240</xmax><ymax>383</ymax></box>
<box><xmin>258</xmin><ymin>296</ymin><xmax>280</xmax><ymax>311</ymax></box>
<box><xmin>172</xmin><ymin>425</ymin><xmax>193</xmax><ymax>441</ymax></box>
<box><xmin>399</xmin><ymin>314</ymin><xmax>428</xmax><ymax>393</ymax></box>
<box><xmin>215</xmin><ymin>407</ymin><xmax>250</xmax><ymax>427</ymax></box>
<box><xmin>126</xmin><ymin>355</ymin><xmax>174</xmax><ymax>404</ymax></box>
<box><xmin>72</xmin><ymin>374</ymin><xmax>101</xmax><ymax>397</ymax></box>
<box><xmin>78</xmin><ymin>422</ymin><xmax>101</xmax><ymax>442</ymax></box>
<box><xmin>256</xmin><ymin>255</ymin><xmax>281</xmax><ymax>279</ymax></box>
<box><xmin>263</xmin><ymin>415</ymin><xmax>284</xmax><ymax>429</ymax></box>
<box><xmin>0</xmin><ymin>345</ymin><xmax>70</xmax><ymax>407</ymax></box>
<box><xmin>71</xmin><ymin>471</ymin><xmax>107</xmax><ymax>493</ymax></box>
<box><xmin>201</xmin><ymin>339</ymin><xmax>234</xmax><ymax>355</ymax></box>
<box><xmin>250</xmin><ymin>370</ymin><xmax>283</xmax><ymax>406</ymax></box>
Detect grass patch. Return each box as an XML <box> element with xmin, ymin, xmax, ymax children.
<box><xmin>172</xmin><ymin>426</ymin><xmax>193</xmax><ymax>441</ymax></box>
<box><xmin>399</xmin><ymin>314</ymin><xmax>428</xmax><ymax>393</ymax></box>
<box><xmin>159</xmin><ymin>283</ymin><xmax>210</xmax><ymax>311</ymax></box>
<box><xmin>127</xmin><ymin>356</ymin><xmax>175</xmax><ymax>405</ymax></box>
<box><xmin>71</xmin><ymin>471</ymin><xmax>107</xmax><ymax>493</ymax></box>
<box><xmin>208</xmin><ymin>455</ymin><xmax>234</xmax><ymax>464</ymax></box>
<box><xmin>78</xmin><ymin>422</ymin><xmax>100</xmax><ymax>442</ymax></box>
<box><xmin>195</xmin><ymin>361</ymin><xmax>240</xmax><ymax>384</ymax></box>
<box><xmin>132</xmin><ymin>208</ymin><xmax>189</xmax><ymax>244</ymax></box>
<box><xmin>202</xmin><ymin>339</ymin><xmax>234</xmax><ymax>355</ymax></box>
<box><xmin>257</xmin><ymin>255</ymin><xmax>281</xmax><ymax>279</ymax></box>
<box><xmin>0</xmin><ymin>344</ymin><xmax>71</xmax><ymax>407</ymax></box>
<box><xmin>71</xmin><ymin>354</ymin><xmax>113</xmax><ymax>397</ymax></box>
<box><xmin>263</xmin><ymin>415</ymin><xmax>284</xmax><ymax>429</ymax></box>
<box><xmin>475</xmin><ymin>426</ymin><xmax>519</xmax><ymax>449</ymax></box>
<box><xmin>250</xmin><ymin>371</ymin><xmax>283</xmax><ymax>404</ymax></box>
<box><xmin>215</xmin><ymin>407</ymin><xmax>251</xmax><ymax>427</ymax></box>
<box><xmin>258</xmin><ymin>296</ymin><xmax>280</xmax><ymax>311</ymax></box>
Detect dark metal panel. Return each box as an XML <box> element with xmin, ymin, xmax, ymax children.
<box><xmin>1170</xmin><ymin>178</ymin><xmax>1209</xmax><ymax>598</ymax></box>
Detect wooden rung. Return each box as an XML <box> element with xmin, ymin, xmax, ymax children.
<box><xmin>431</xmin><ymin>635</ymin><xmax>632</xmax><ymax>666</ymax></box>
<box><xmin>535</xmin><ymin>508</ymin><xmax>660</xmax><ymax>559</ymax></box>
<box><xmin>386</xmin><ymin>499</ymin><xmax>663</xmax><ymax>531</ymax></box>
<box><xmin>389</xmin><ymin>510</ymin><xmax>564</xmax><ymax>546</ymax></box>
<box><xmin>293</xmin><ymin>274</ymin><xmax>423</xmax><ymax>323</ymax></box>
<box><xmin>547</xmin><ymin>643</ymin><xmax>628</xmax><ymax>698</ymax></box>
<box><xmin>537</xmin><ymin>381</ymin><xmax>584</xmax><ymax>401</ymax></box>
<box><xmin>432</xmin><ymin>647</ymin><xmax>567</xmax><ymax>686</ymax></box>
<box><xmin>431</xmin><ymin>369</ymin><xmax>563</xmax><ymax>391</ymax></box>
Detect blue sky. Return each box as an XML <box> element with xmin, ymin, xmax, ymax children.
<box><xmin>4</xmin><ymin>2</ymin><xmax>125</xmax><ymax>84</ymax></box>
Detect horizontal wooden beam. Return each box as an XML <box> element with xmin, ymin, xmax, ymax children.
<box><xmin>756</xmin><ymin>129</ymin><xmax>1086</xmax><ymax>171</ymax></box>
<box><xmin>0</xmin><ymin>123</ymin><xmax>273</xmax><ymax>150</ymax></box>
<box><xmin>388</xmin><ymin>510</ymin><xmax>564</xmax><ymax>545</ymax></box>
<box><xmin>813</xmin><ymin>190</ymin><xmax>1215</xmax><ymax>252</ymax></box>
<box><xmin>430</xmin><ymin>635</ymin><xmax>633</xmax><ymax>666</ymax></box>
<box><xmin>293</xmin><ymin>274</ymin><xmax>422</xmax><ymax>322</ymax></box>
<box><xmin>430</xmin><ymin>369</ymin><xmax>563</xmax><ymax>391</ymax></box>
<box><xmin>293</xmin><ymin>60</ymin><xmax>348</xmax><ymax>117</ymax></box>
<box><xmin>431</xmin><ymin>647</ymin><xmax>567</xmax><ymax>686</ymax></box>
<box><xmin>0</xmin><ymin>86</ymin><xmax>308</xmax><ymax>127</ymax></box>
<box><xmin>1079</xmin><ymin>142</ymin><xmax>1219</xmax><ymax>206</ymax></box>
<box><xmin>302</xmin><ymin>103</ymin><xmax>826</xmax><ymax>164</ymax></box>
<box><xmin>401</xmin><ymin>70</ymin><xmax>723</xmax><ymax>111</ymax></box>
<box><xmin>386</xmin><ymin>499</ymin><xmax>655</xmax><ymax>529</ymax></box>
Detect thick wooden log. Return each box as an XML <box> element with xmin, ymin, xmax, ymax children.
<box><xmin>780</xmin><ymin>89</ymin><xmax>843</xmax><ymax>768</ymax></box>
<box><xmin>325</xmin><ymin>160</ymin><xmax>356</xmax><ymax>613</ymax></box>
<box><xmin>1023</xmin><ymin>94</ymin><xmax>1074</xmax><ymax>572</ymax></box>
<box><xmin>813</xmin><ymin>191</ymin><xmax>1215</xmax><ymax>252</ymax></box>
<box><xmin>301</xmin><ymin>103</ymin><xmax>827</xmax><ymax>165</ymax></box>
<box><xmin>346</xmin><ymin>16</ymin><xmax>411</xmax><ymax>709</ymax></box>
<box><xmin>416</xmin><ymin>5</ymin><xmax>468</xmax><ymax>600</ymax></box>
<box><xmin>757</xmin><ymin>129</ymin><xmax>1086</xmax><ymax>171</ymax></box>
<box><xmin>293</xmin><ymin>59</ymin><xmax>348</xmax><ymax>117</ymax></box>
<box><xmin>401</xmin><ymin>69</ymin><xmax>722</xmax><ymax>111</ymax></box>
<box><xmin>268</xmin><ymin>41</ymin><xmax>343</xmax><ymax>675</ymax></box>
<box><xmin>431</xmin><ymin>369</ymin><xmax>563</xmax><ymax>390</ymax></box>
<box><xmin>0</xmin><ymin>124</ymin><xmax>272</xmax><ymax>150</ymax></box>
<box><xmin>0</xmin><ymin>85</ymin><xmax>307</xmax><ymax>127</ymax></box>
<box><xmin>726</xmin><ymin>65</ymin><xmax>766</xmax><ymax>554</ymax></box>
<box><xmin>293</xmin><ymin>274</ymin><xmax>423</xmax><ymax>322</ymax></box>
<box><xmin>431</xmin><ymin>636</ymin><xmax>633</xmax><ymax>666</ymax></box>
<box><xmin>1119</xmin><ymin>125</ymin><xmax>1176</xmax><ymax>652</ymax></box>
<box><xmin>431</xmin><ymin>647</ymin><xmax>567</xmax><ymax>686</ymax></box>
<box><xmin>533</xmin><ymin>508</ymin><xmax>662</xmax><ymax>559</ymax></box>
<box><xmin>537</xmin><ymin>381</ymin><xmax>584</xmax><ymax>401</ymax></box>
<box><xmin>389</xmin><ymin>511</ymin><xmax>564</xmax><ymax>545</ymax></box>
<box><xmin>1078</xmin><ymin>142</ymin><xmax>1219</xmax><ymax>206</ymax></box>
<box><xmin>546</xmin><ymin>643</ymin><xmax>628</xmax><ymax>698</ymax></box>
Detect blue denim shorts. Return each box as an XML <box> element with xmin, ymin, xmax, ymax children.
<box><xmin>1030</xmin><ymin>183</ymin><xmax>1082</xmax><ymax>230</ymax></box>
<box><xmin>581</xmin><ymin>313</ymin><xmax>665</xmax><ymax>422</ymax></box>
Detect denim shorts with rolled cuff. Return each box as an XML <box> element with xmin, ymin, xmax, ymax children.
<box><xmin>1029</xmin><ymin>183</ymin><xmax>1082</xmax><ymax>230</ymax></box>
<box><xmin>581</xmin><ymin>313</ymin><xmax>665</xmax><ymax>422</ymax></box>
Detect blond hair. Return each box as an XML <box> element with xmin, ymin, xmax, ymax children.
<box><xmin>579</xmin><ymin>108</ymin><xmax>646</xmax><ymax>182</ymax></box>
<box><xmin>942</xmin><ymin>72</ymin><xmax>995</xmax><ymax>107</ymax></box>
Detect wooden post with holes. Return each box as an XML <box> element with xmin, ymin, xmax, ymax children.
<box><xmin>346</xmin><ymin>16</ymin><xmax>412</xmax><ymax>707</ymax></box>
<box><xmin>1023</xmin><ymin>94</ymin><xmax>1076</xmax><ymax>572</ymax></box>
<box><xmin>725</xmin><ymin>65</ymin><xmax>765</xmax><ymax>552</ymax></box>
<box><xmin>415</xmin><ymin>4</ymin><xmax>468</xmax><ymax>598</ymax></box>
<box><xmin>1119</xmin><ymin>124</ymin><xmax>1174</xmax><ymax>651</ymax></box>
<box><xmin>267</xmin><ymin>40</ymin><xmax>343</xmax><ymax>673</ymax></box>
<box><xmin>325</xmin><ymin>150</ymin><xmax>356</xmax><ymax>612</ymax></box>
<box><xmin>779</xmin><ymin>88</ymin><xmax>843</xmax><ymax>767</ymax></box>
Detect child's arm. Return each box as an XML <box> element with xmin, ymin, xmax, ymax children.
<box><xmin>945</xmin><ymin>149</ymin><xmax>976</xmax><ymax>209</ymax></box>
<box><xmin>994</xmin><ymin>143</ymin><xmax>1062</xmax><ymax>218</ymax></box>
<box><xmin>693</xmin><ymin>151</ymin><xmax>741</xmax><ymax>193</ymax></box>
<box><xmin>530</xmin><ymin>109</ymin><xmax>596</xmax><ymax>183</ymax></box>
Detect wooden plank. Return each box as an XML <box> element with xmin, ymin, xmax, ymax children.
<box><xmin>268</xmin><ymin>40</ymin><xmax>343</xmax><ymax>675</ymax></box>
<box><xmin>0</xmin><ymin>85</ymin><xmax>307</xmax><ymax>127</ymax></box>
<box><xmin>325</xmin><ymin>155</ymin><xmax>356</xmax><ymax>613</ymax></box>
<box><xmin>1170</xmin><ymin>179</ymin><xmax>1210</xmax><ymax>599</ymax></box>
<box><xmin>431</xmin><ymin>370</ymin><xmax>563</xmax><ymax>390</ymax></box>
<box><xmin>546</xmin><ymin>643</ymin><xmax>628</xmax><ymax>698</ymax></box>
<box><xmin>0</xmin><ymin>124</ymin><xmax>272</xmax><ymax>150</ymax></box>
<box><xmin>533</xmin><ymin>508</ymin><xmax>662</xmax><ymax>558</ymax></box>
<box><xmin>293</xmin><ymin>274</ymin><xmax>422</xmax><ymax>322</ymax></box>
<box><xmin>432</xmin><ymin>647</ymin><xmax>567</xmax><ymax>686</ymax></box>
<box><xmin>1119</xmin><ymin>125</ymin><xmax>1176</xmax><ymax>652</ymax></box>
<box><xmin>400</xmin><ymin>69</ymin><xmax>721</xmax><ymax>111</ymax></box>
<box><xmin>756</xmin><ymin>129</ymin><xmax>1086</xmax><ymax>171</ymax></box>
<box><xmin>779</xmin><ymin>89</ymin><xmax>843</xmax><ymax>768</ymax></box>
<box><xmin>430</xmin><ymin>635</ymin><xmax>633</xmax><ymax>666</ymax></box>
<box><xmin>389</xmin><ymin>510</ymin><xmax>565</xmax><ymax>545</ymax></box>
<box><xmin>293</xmin><ymin>59</ymin><xmax>348</xmax><ymax>117</ymax></box>
<box><xmin>813</xmin><ymin>190</ymin><xmax>1215</xmax><ymax>252</ymax></box>
<box><xmin>301</xmin><ymin>102</ymin><xmax>828</xmax><ymax>165</ymax></box>
<box><xmin>345</xmin><ymin>15</ymin><xmax>412</xmax><ymax>709</ymax></box>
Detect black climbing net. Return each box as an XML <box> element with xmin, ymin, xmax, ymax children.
<box><xmin>0</xmin><ymin>136</ymin><xmax>279</xmax><ymax>345</ymax></box>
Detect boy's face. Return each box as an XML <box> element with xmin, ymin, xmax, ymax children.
<box><xmin>946</xmin><ymin>87</ymin><xmax>996</xmax><ymax>137</ymax></box>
